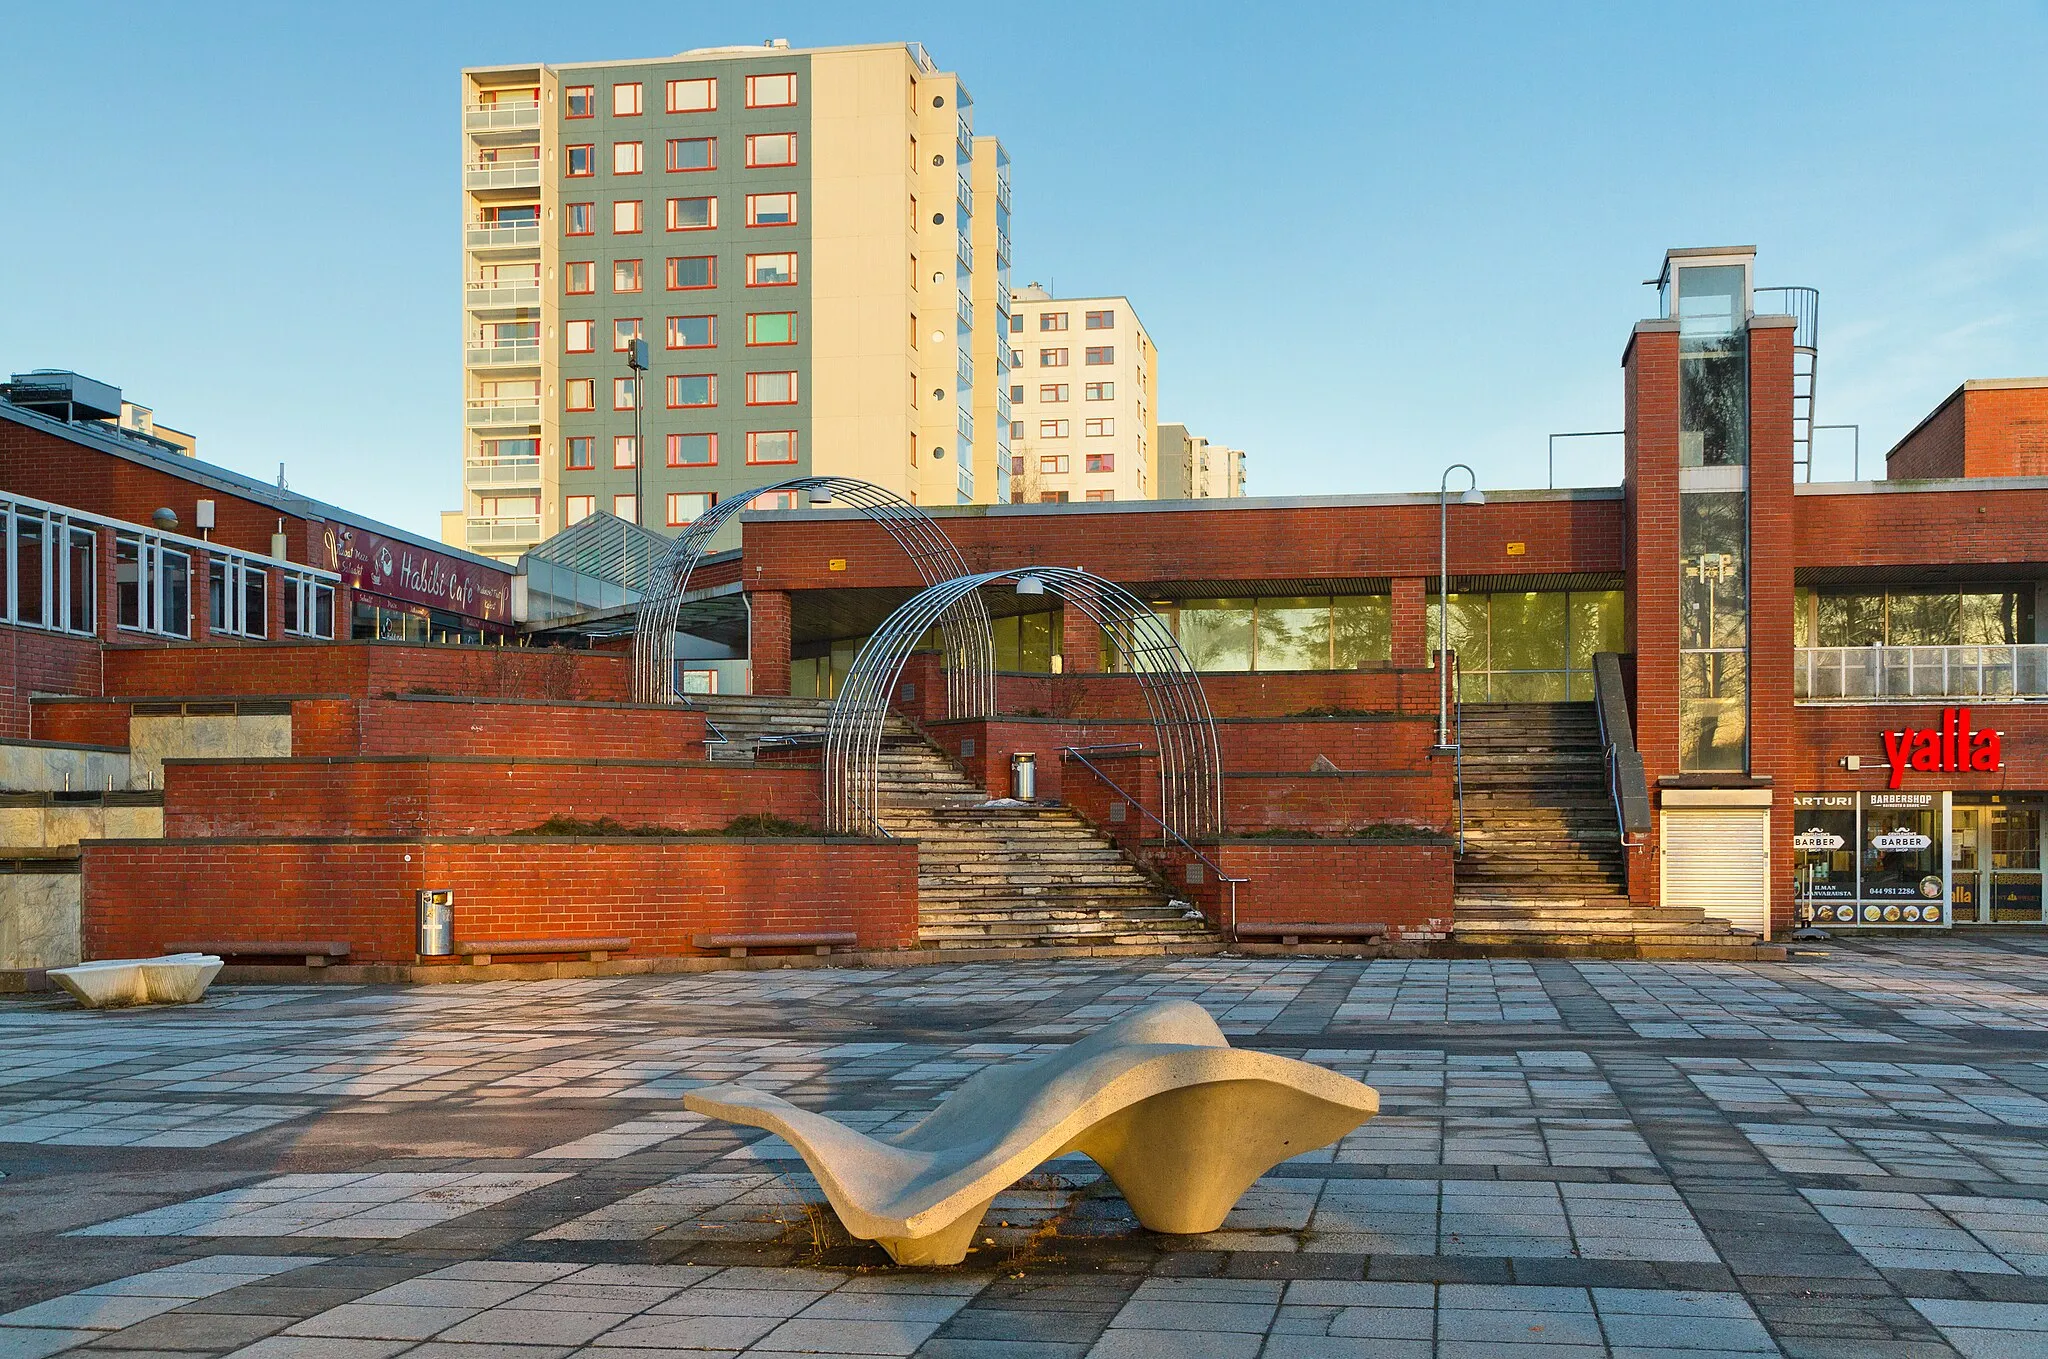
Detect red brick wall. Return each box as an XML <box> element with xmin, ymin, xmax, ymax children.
<box><xmin>161</xmin><ymin>757</ymin><xmax>823</xmax><ymax>837</ymax></box>
<box><xmin>1748</xmin><ymin>320</ymin><xmax>1800</xmax><ymax>929</ymax></box>
<box><xmin>355</xmin><ymin>697</ymin><xmax>706</xmax><ymax>759</ymax></box>
<box><xmin>99</xmin><ymin>643</ymin><xmax>627</xmax><ymax>702</ymax></box>
<box><xmin>0</xmin><ymin>626</ymin><xmax>104</xmax><ymax>741</ymax></box>
<box><xmin>1172</xmin><ymin>840</ymin><xmax>1453</xmax><ymax>941</ymax></box>
<box><xmin>1795</xmin><ymin>481</ymin><xmax>2048</xmax><ymax>572</ymax></box>
<box><xmin>1886</xmin><ymin>390</ymin><xmax>1966</xmax><ymax>479</ymax></box>
<box><xmin>82</xmin><ymin>836</ymin><xmax>919</xmax><ymax>963</ymax></box>
<box><xmin>1962</xmin><ymin>385</ymin><xmax>2048</xmax><ymax>476</ymax></box>
<box><xmin>750</xmin><ymin>591</ymin><xmax>791</xmax><ymax>696</ymax></box>
<box><xmin>1623</xmin><ymin>324</ymin><xmax>1680</xmax><ymax>905</ymax></box>
<box><xmin>30</xmin><ymin>697</ymin><xmax>129</xmax><ymax>746</ymax></box>
<box><xmin>1786</xmin><ymin>703</ymin><xmax>2048</xmax><ymax>792</ymax></box>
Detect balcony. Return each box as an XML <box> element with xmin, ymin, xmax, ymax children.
<box><xmin>464</xmin><ymin>100</ymin><xmax>541</xmax><ymax>133</ymax></box>
<box><xmin>956</xmin><ymin>235</ymin><xmax>973</xmax><ymax>275</ymax></box>
<box><xmin>466</xmin><ymin>278</ymin><xmax>542</xmax><ymax>310</ymax></box>
<box><xmin>1796</xmin><ymin>645</ymin><xmax>2048</xmax><ymax>702</ymax></box>
<box><xmin>996</xmin><ymin>175</ymin><xmax>1011</xmax><ymax>212</ymax></box>
<box><xmin>956</xmin><ymin>290</ymin><xmax>973</xmax><ymax>331</ymax></box>
<box><xmin>466</xmin><ymin>341</ymin><xmax>541</xmax><ymax>368</ymax></box>
<box><xmin>996</xmin><ymin>228</ymin><xmax>1012</xmax><ymax>266</ymax></box>
<box><xmin>467</xmin><ymin>515</ymin><xmax>543</xmax><ymax>549</ymax></box>
<box><xmin>466</xmin><ymin>220</ymin><xmax>541</xmax><ymax>250</ymax></box>
<box><xmin>464</xmin><ymin>397</ymin><xmax>542</xmax><ymax>428</ymax></box>
<box><xmin>465</xmin><ymin>456</ymin><xmax>544</xmax><ymax>487</ymax></box>
<box><xmin>466</xmin><ymin>159</ymin><xmax>542</xmax><ymax>190</ymax></box>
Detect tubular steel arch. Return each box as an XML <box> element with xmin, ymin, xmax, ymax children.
<box><xmin>825</xmin><ymin>567</ymin><xmax>1225</xmax><ymax>841</ymax></box>
<box><xmin>631</xmin><ymin>476</ymin><xmax>995</xmax><ymax>711</ymax></box>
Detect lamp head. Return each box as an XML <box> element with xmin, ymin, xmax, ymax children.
<box><xmin>1461</xmin><ymin>487</ymin><xmax>1487</xmax><ymax>506</ymax></box>
<box><xmin>806</xmin><ymin>485</ymin><xmax>834</xmax><ymax>506</ymax></box>
<box><xmin>1014</xmin><ymin>574</ymin><xmax>1046</xmax><ymax>597</ymax></box>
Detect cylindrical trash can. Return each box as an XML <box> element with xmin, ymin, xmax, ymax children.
<box><xmin>417</xmin><ymin>889</ymin><xmax>454</xmax><ymax>957</ymax></box>
<box><xmin>1010</xmin><ymin>752</ymin><xmax>1037</xmax><ymax>801</ymax></box>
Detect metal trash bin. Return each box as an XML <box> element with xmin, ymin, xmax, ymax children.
<box><xmin>417</xmin><ymin>889</ymin><xmax>454</xmax><ymax>957</ymax></box>
<box><xmin>1010</xmin><ymin>752</ymin><xmax>1037</xmax><ymax>801</ymax></box>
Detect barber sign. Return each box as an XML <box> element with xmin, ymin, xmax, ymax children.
<box><xmin>1870</xmin><ymin>829</ymin><xmax>1933</xmax><ymax>853</ymax></box>
<box><xmin>1792</xmin><ymin>829</ymin><xmax>1846</xmax><ymax>853</ymax></box>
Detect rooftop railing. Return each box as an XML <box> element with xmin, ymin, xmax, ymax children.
<box><xmin>1796</xmin><ymin>645</ymin><xmax>2048</xmax><ymax>702</ymax></box>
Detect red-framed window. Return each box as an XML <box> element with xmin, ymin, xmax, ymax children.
<box><xmin>1086</xmin><ymin>452</ymin><xmax>1115</xmax><ymax>472</ymax></box>
<box><xmin>746</xmin><ymin>312</ymin><xmax>797</xmax><ymax>345</ymax></box>
<box><xmin>565</xmin><ymin>494</ymin><xmax>595</xmax><ymax>523</ymax></box>
<box><xmin>1085</xmin><ymin>309</ymin><xmax>1115</xmax><ymax>329</ymax></box>
<box><xmin>744</xmin><ymin>132</ymin><xmax>797</xmax><ymax>168</ymax></box>
<box><xmin>612</xmin><ymin>259</ymin><xmax>643</xmax><ymax>293</ymax></box>
<box><xmin>666</xmin><ymin>255</ymin><xmax>715</xmax><ymax>290</ymax></box>
<box><xmin>746</xmin><ymin>430</ymin><xmax>798</xmax><ymax>464</ymax></box>
<box><xmin>745</xmin><ymin>371</ymin><xmax>798</xmax><ymax>405</ymax></box>
<box><xmin>612</xmin><ymin>141</ymin><xmax>643</xmax><ymax>175</ymax></box>
<box><xmin>1085</xmin><ymin>381</ymin><xmax>1114</xmax><ymax>400</ymax></box>
<box><xmin>612</xmin><ymin>376</ymin><xmax>638</xmax><ymax>411</ymax></box>
<box><xmin>667</xmin><ymin>491</ymin><xmax>716</xmax><ymax>525</ymax></box>
<box><xmin>745</xmin><ymin>73</ymin><xmax>797</xmax><ymax>108</ymax></box>
<box><xmin>1085</xmin><ymin>345</ymin><xmax>1114</xmax><ymax>365</ymax></box>
<box><xmin>1085</xmin><ymin>489</ymin><xmax>1116</xmax><ymax>502</ymax></box>
<box><xmin>667</xmin><ymin>196</ymin><xmax>716</xmax><ymax>230</ymax></box>
<box><xmin>667</xmin><ymin>137</ymin><xmax>715</xmax><ymax>171</ymax></box>
<box><xmin>564</xmin><ymin>86</ymin><xmax>593</xmax><ymax>118</ymax></box>
<box><xmin>565</xmin><ymin>202</ymin><xmax>594</xmax><ymax>235</ymax></box>
<box><xmin>667</xmin><ymin>315</ymin><xmax>715</xmax><ymax>349</ymax></box>
<box><xmin>565</xmin><ymin>319</ymin><xmax>594</xmax><ymax>353</ymax></box>
<box><xmin>1084</xmin><ymin>417</ymin><xmax>1114</xmax><ymax>437</ymax></box>
<box><xmin>750</xmin><ymin>489</ymin><xmax>800</xmax><ymax>510</ymax></box>
<box><xmin>746</xmin><ymin>252</ymin><xmax>796</xmax><ymax>286</ymax></box>
<box><xmin>565</xmin><ymin>261</ymin><xmax>595</xmax><ymax>294</ymax></box>
<box><xmin>1040</xmin><ymin>312</ymin><xmax>1068</xmax><ymax>331</ymax></box>
<box><xmin>612</xmin><ymin>82</ymin><xmax>642</xmax><ymax>116</ymax></box>
<box><xmin>667</xmin><ymin>77</ymin><xmax>716</xmax><ymax>113</ymax></box>
<box><xmin>612</xmin><ymin>317</ymin><xmax>642</xmax><ymax>352</ymax></box>
<box><xmin>1039</xmin><ymin>420</ymin><xmax>1069</xmax><ymax>438</ymax></box>
<box><xmin>746</xmin><ymin>192</ymin><xmax>797</xmax><ymax>227</ymax></box>
<box><xmin>667</xmin><ymin>432</ymin><xmax>717</xmax><ymax>467</ymax></box>
<box><xmin>612</xmin><ymin>434</ymin><xmax>638</xmax><ymax>468</ymax></box>
<box><xmin>667</xmin><ymin>374</ymin><xmax>715</xmax><ymax>409</ymax></box>
<box><xmin>565</xmin><ymin>144</ymin><xmax>594</xmax><ymax>177</ymax></box>
<box><xmin>565</xmin><ymin>437</ymin><xmax>594</xmax><ymax>469</ymax></box>
<box><xmin>612</xmin><ymin>200</ymin><xmax>642</xmax><ymax>234</ymax></box>
<box><xmin>1039</xmin><ymin>383</ymin><xmax>1068</xmax><ymax>402</ymax></box>
<box><xmin>565</xmin><ymin>379</ymin><xmax>595</xmax><ymax>411</ymax></box>
<box><xmin>1039</xmin><ymin>348</ymin><xmax>1068</xmax><ymax>367</ymax></box>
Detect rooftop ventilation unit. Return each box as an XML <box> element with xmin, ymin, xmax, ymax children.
<box><xmin>2</xmin><ymin>370</ymin><xmax>122</xmax><ymax>423</ymax></box>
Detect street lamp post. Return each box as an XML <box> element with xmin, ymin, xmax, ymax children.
<box><xmin>1437</xmin><ymin>464</ymin><xmax>1485</xmax><ymax>749</ymax></box>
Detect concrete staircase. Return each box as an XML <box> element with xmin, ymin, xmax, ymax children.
<box><xmin>1450</xmin><ymin>702</ymin><xmax>1780</xmax><ymax>959</ymax></box>
<box><xmin>690</xmin><ymin>695</ymin><xmax>1219</xmax><ymax>952</ymax></box>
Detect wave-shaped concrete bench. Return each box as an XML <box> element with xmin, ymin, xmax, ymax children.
<box><xmin>684</xmin><ymin>999</ymin><xmax>1378</xmax><ymax>1264</ymax></box>
<box><xmin>50</xmin><ymin>953</ymin><xmax>222</xmax><ymax>1008</ymax></box>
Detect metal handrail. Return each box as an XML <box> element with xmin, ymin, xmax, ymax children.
<box><xmin>1061</xmin><ymin>742</ymin><xmax>1246</xmax><ymax>937</ymax></box>
<box><xmin>1592</xmin><ymin>652</ymin><xmax>1651</xmax><ymax>844</ymax></box>
<box><xmin>1452</xmin><ymin>652</ymin><xmax>1465</xmax><ymax>855</ymax></box>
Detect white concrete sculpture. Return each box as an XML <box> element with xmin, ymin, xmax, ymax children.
<box><xmin>684</xmin><ymin>999</ymin><xmax>1379</xmax><ymax>1264</ymax></box>
<box><xmin>50</xmin><ymin>953</ymin><xmax>222</xmax><ymax>1008</ymax></box>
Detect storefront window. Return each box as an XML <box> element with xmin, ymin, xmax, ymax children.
<box><xmin>1333</xmin><ymin>597</ymin><xmax>1393</xmax><ymax>668</ymax></box>
<box><xmin>1801</xmin><ymin>791</ymin><xmax>1951</xmax><ymax>927</ymax></box>
<box><xmin>1177</xmin><ymin>599</ymin><xmax>1255</xmax><ymax>672</ymax></box>
<box><xmin>1428</xmin><ymin>589</ymin><xmax>1623</xmax><ymax>701</ymax></box>
<box><xmin>1990</xmin><ymin>806</ymin><xmax>2043</xmax><ymax>922</ymax></box>
<box><xmin>1799</xmin><ymin>586</ymin><xmax>2034</xmax><ymax>648</ymax></box>
<box><xmin>1256</xmin><ymin>597</ymin><xmax>1333</xmax><ymax>672</ymax></box>
<box><xmin>1861</xmin><ymin>791</ymin><xmax>1941</xmax><ymax>910</ymax></box>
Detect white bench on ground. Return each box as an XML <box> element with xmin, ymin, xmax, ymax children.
<box><xmin>684</xmin><ymin>998</ymin><xmax>1379</xmax><ymax>1265</ymax></box>
<box><xmin>691</xmin><ymin>930</ymin><xmax>857</xmax><ymax>958</ymax></box>
<box><xmin>50</xmin><ymin>953</ymin><xmax>222</xmax><ymax>1008</ymax></box>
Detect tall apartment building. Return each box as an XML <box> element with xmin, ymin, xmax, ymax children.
<box><xmin>453</xmin><ymin>40</ymin><xmax>1013</xmax><ymax>562</ymax></box>
<box><xmin>1004</xmin><ymin>286</ymin><xmax>1155</xmax><ymax>502</ymax></box>
<box><xmin>1158</xmin><ymin>423</ymin><xmax>1247</xmax><ymax>499</ymax></box>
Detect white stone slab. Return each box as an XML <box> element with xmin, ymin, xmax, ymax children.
<box><xmin>51</xmin><ymin>953</ymin><xmax>221</xmax><ymax>1008</ymax></box>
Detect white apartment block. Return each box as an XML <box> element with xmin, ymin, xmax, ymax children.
<box><xmin>1004</xmin><ymin>285</ymin><xmax>1155</xmax><ymax>502</ymax></box>
<box><xmin>1159</xmin><ymin>422</ymin><xmax>1248</xmax><ymax>499</ymax></box>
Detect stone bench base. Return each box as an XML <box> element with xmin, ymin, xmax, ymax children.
<box><xmin>1237</xmin><ymin>923</ymin><xmax>1389</xmax><ymax>946</ymax></box>
<box><xmin>165</xmin><ymin>940</ymin><xmax>350</xmax><ymax>968</ymax></box>
<box><xmin>691</xmin><ymin>931</ymin><xmax>857</xmax><ymax>958</ymax></box>
<box><xmin>453</xmin><ymin>937</ymin><xmax>630</xmax><ymax>966</ymax></box>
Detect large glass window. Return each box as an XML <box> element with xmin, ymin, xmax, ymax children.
<box><xmin>1677</xmin><ymin>265</ymin><xmax>1748</xmax><ymax>468</ymax></box>
<box><xmin>1680</xmin><ymin>491</ymin><xmax>1748</xmax><ymax>770</ymax></box>
<box><xmin>209</xmin><ymin>556</ymin><xmax>267</xmax><ymax>638</ymax></box>
<box><xmin>115</xmin><ymin>533</ymin><xmax>190</xmax><ymax>638</ymax></box>
<box><xmin>1427</xmin><ymin>590</ymin><xmax>1622</xmax><ymax>700</ymax></box>
<box><xmin>1797</xmin><ymin>586</ymin><xmax>2034</xmax><ymax>647</ymax></box>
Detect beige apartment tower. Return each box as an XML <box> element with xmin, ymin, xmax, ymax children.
<box><xmin>452</xmin><ymin>40</ymin><xmax>1014</xmax><ymax>560</ymax></box>
<box><xmin>1005</xmin><ymin>285</ymin><xmax>1156</xmax><ymax>502</ymax></box>
<box><xmin>1159</xmin><ymin>423</ymin><xmax>1248</xmax><ymax>499</ymax></box>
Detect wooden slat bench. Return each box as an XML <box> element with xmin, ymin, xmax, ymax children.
<box><xmin>692</xmin><ymin>930</ymin><xmax>857</xmax><ymax>959</ymax></box>
<box><xmin>454</xmin><ymin>937</ymin><xmax>630</xmax><ymax>966</ymax></box>
<box><xmin>1235</xmin><ymin>923</ymin><xmax>1389</xmax><ymax>947</ymax></box>
<box><xmin>165</xmin><ymin>940</ymin><xmax>351</xmax><ymax>969</ymax></box>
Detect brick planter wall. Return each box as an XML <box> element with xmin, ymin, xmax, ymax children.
<box><xmin>81</xmin><ymin>835</ymin><xmax>917</xmax><ymax>963</ymax></box>
<box><xmin>1164</xmin><ymin>838</ymin><xmax>1455</xmax><ymax>942</ymax></box>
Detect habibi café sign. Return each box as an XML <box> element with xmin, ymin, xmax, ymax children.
<box><xmin>321</xmin><ymin>525</ymin><xmax>512</xmax><ymax>622</ymax></box>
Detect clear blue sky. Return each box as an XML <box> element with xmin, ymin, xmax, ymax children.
<box><xmin>3</xmin><ymin>2</ymin><xmax>2044</xmax><ymax>537</ymax></box>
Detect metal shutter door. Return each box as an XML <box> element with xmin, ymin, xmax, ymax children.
<box><xmin>1662</xmin><ymin>808</ymin><xmax>1770</xmax><ymax>934</ymax></box>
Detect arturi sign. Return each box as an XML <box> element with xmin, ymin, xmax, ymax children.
<box><xmin>1882</xmin><ymin>706</ymin><xmax>2001</xmax><ymax>789</ymax></box>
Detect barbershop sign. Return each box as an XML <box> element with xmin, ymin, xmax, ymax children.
<box><xmin>1882</xmin><ymin>706</ymin><xmax>2003</xmax><ymax>788</ymax></box>
<box><xmin>321</xmin><ymin>524</ymin><xmax>512</xmax><ymax>622</ymax></box>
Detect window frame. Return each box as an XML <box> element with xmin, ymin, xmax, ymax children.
<box><xmin>1086</xmin><ymin>451</ymin><xmax>1116</xmax><ymax>473</ymax></box>
<box><xmin>1039</xmin><ymin>312</ymin><xmax>1069</xmax><ymax>332</ymax></box>
<box><xmin>564</xmin><ymin>86</ymin><xmax>594</xmax><ymax>119</ymax></box>
<box><xmin>565</xmin><ymin>494</ymin><xmax>596</xmax><ymax>524</ymax></box>
<box><xmin>746</xmin><ymin>311</ymin><xmax>798</xmax><ymax>346</ymax></box>
<box><xmin>666</xmin><ymin>136</ymin><xmax>716</xmax><ymax>172</ymax></box>
<box><xmin>745</xmin><ymin>252</ymin><xmax>798</xmax><ymax>287</ymax></box>
<box><xmin>565</xmin><ymin>378</ymin><xmax>596</xmax><ymax>411</ymax></box>
<box><xmin>612</xmin><ymin>82</ymin><xmax>642</xmax><ymax>116</ymax></box>
<box><xmin>1039</xmin><ymin>383</ymin><xmax>1069</xmax><ymax>402</ymax></box>
<box><xmin>666</xmin><ymin>77</ymin><xmax>716</xmax><ymax>113</ymax></box>
<box><xmin>1085</xmin><ymin>345</ymin><xmax>1114</xmax><ymax>365</ymax></box>
<box><xmin>612</xmin><ymin>433</ymin><xmax>638</xmax><ymax>469</ymax></box>
<box><xmin>1085</xmin><ymin>309</ymin><xmax>1115</xmax><ymax>329</ymax></box>
<box><xmin>1039</xmin><ymin>348</ymin><xmax>1069</xmax><ymax>367</ymax></box>
<box><xmin>611</xmin><ymin>258</ymin><xmax>643</xmax><ymax>293</ymax></box>
<box><xmin>666</xmin><ymin>374</ymin><xmax>716</xmax><ymax>409</ymax></box>
<box><xmin>745</xmin><ymin>371</ymin><xmax>799</xmax><ymax>406</ymax></box>
<box><xmin>745</xmin><ymin>72</ymin><xmax>798</xmax><ymax>108</ymax></box>
<box><xmin>1085</xmin><ymin>381</ymin><xmax>1114</xmax><ymax>400</ymax></box>
<box><xmin>1039</xmin><ymin>420</ymin><xmax>1070</xmax><ymax>439</ymax></box>
<box><xmin>745</xmin><ymin>429</ymin><xmax>799</xmax><ymax>465</ymax></box>
<box><xmin>565</xmin><ymin>436</ymin><xmax>595</xmax><ymax>469</ymax></box>
<box><xmin>1085</xmin><ymin>418</ymin><xmax>1115</xmax><ymax>437</ymax></box>
<box><xmin>666</xmin><ymin>491</ymin><xmax>716</xmax><ymax>526</ymax></box>
<box><xmin>611</xmin><ymin>317</ymin><xmax>643</xmax><ymax>352</ymax></box>
<box><xmin>612</xmin><ymin>376</ymin><xmax>638</xmax><ymax>412</ymax></box>
<box><xmin>667</xmin><ymin>314</ymin><xmax>716</xmax><ymax>349</ymax></box>
<box><xmin>666</xmin><ymin>195</ymin><xmax>717</xmax><ymax>231</ymax></box>
<box><xmin>745</xmin><ymin>191</ymin><xmax>798</xmax><ymax>227</ymax></box>
<box><xmin>666</xmin><ymin>432</ymin><xmax>718</xmax><ymax>468</ymax></box>
<box><xmin>612</xmin><ymin>141</ymin><xmax>644</xmax><ymax>176</ymax></box>
<box><xmin>564</xmin><ymin>201</ymin><xmax>594</xmax><ymax>236</ymax></box>
<box><xmin>611</xmin><ymin>199</ymin><xmax>642</xmax><ymax>234</ymax></box>
<box><xmin>665</xmin><ymin>254</ymin><xmax>716</xmax><ymax>290</ymax></box>
<box><xmin>564</xmin><ymin>319</ymin><xmax>595</xmax><ymax>353</ymax></box>
<box><xmin>565</xmin><ymin>261</ymin><xmax>595</xmax><ymax>294</ymax></box>
<box><xmin>744</xmin><ymin>132</ymin><xmax>798</xmax><ymax>168</ymax></box>
<box><xmin>565</xmin><ymin>144</ymin><xmax>595</xmax><ymax>177</ymax></box>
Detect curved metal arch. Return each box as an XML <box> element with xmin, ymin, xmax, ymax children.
<box><xmin>825</xmin><ymin>567</ymin><xmax>1224</xmax><ymax>842</ymax></box>
<box><xmin>630</xmin><ymin>476</ymin><xmax>996</xmax><ymax>713</ymax></box>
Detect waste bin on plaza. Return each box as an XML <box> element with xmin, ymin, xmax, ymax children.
<box><xmin>1010</xmin><ymin>752</ymin><xmax>1037</xmax><ymax>801</ymax></box>
<box><xmin>417</xmin><ymin>889</ymin><xmax>454</xmax><ymax>957</ymax></box>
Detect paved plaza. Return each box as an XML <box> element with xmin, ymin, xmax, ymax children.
<box><xmin>11</xmin><ymin>942</ymin><xmax>2048</xmax><ymax>1355</ymax></box>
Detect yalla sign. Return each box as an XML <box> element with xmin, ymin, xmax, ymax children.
<box><xmin>1881</xmin><ymin>706</ymin><xmax>2001</xmax><ymax>789</ymax></box>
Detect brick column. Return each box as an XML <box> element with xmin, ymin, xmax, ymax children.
<box><xmin>266</xmin><ymin>565</ymin><xmax>288</xmax><ymax>641</ymax></box>
<box><xmin>1390</xmin><ymin>577</ymin><xmax>1428</xmax><ymax>667</ymax></box>
<box><xmin>188</xmin><ymin>549</ymin><xmax>211</xmax><ymax>643</ymax></box>
<box><xmin>749</xmin><ymin>589</ymin><xmax>792</xmax><ymax>696</ymax></box>
<box><xmin>1059</xmin><ymin>598</ymin><xmax>1101</xmax><ymax>674</ymax></box>
<box><xmin>1748</xmin><ymin>315</ymin><xmax>1799</xmax><ymax>931</ymax></box>
<box><xmin>95</xmin><ymin>526</ymin><xmax>121</xmax><ymax>645</ymax></box>
<box><xmin>1623</xmin><ymin>319</ymin><xmax>1681</xmax><ymax>906</ymax></box>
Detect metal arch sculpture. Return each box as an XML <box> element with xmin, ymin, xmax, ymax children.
<box><xmin>825</xmin><ymin>567</ymin><xmax>1224</xmax><ymax>841</ymax></box>
<box><xmin>631</xmin><ymin>476</ymin><xmax>995</xmax><ymax>710</ymax></box>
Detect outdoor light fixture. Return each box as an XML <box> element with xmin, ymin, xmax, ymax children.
<box><xmin>807</xmin><ymin>485</ymin><xmax>834</xmax><ymax>505</ymax></box>
<box><xmin>1437</xmin><ymin>464</ymin><xmax>1484</xmax><ymax>752</ymax></box>
<box><xmin>1015</xmin><ymin>575</ymin><xmax>1046</xmax><ymax>596</ymax></box>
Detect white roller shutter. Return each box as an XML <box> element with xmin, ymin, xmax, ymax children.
<box><xmin>1662</xmin><ymin>808</ymin><xmax>1771</xmax><ymax>934</ymax></box>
